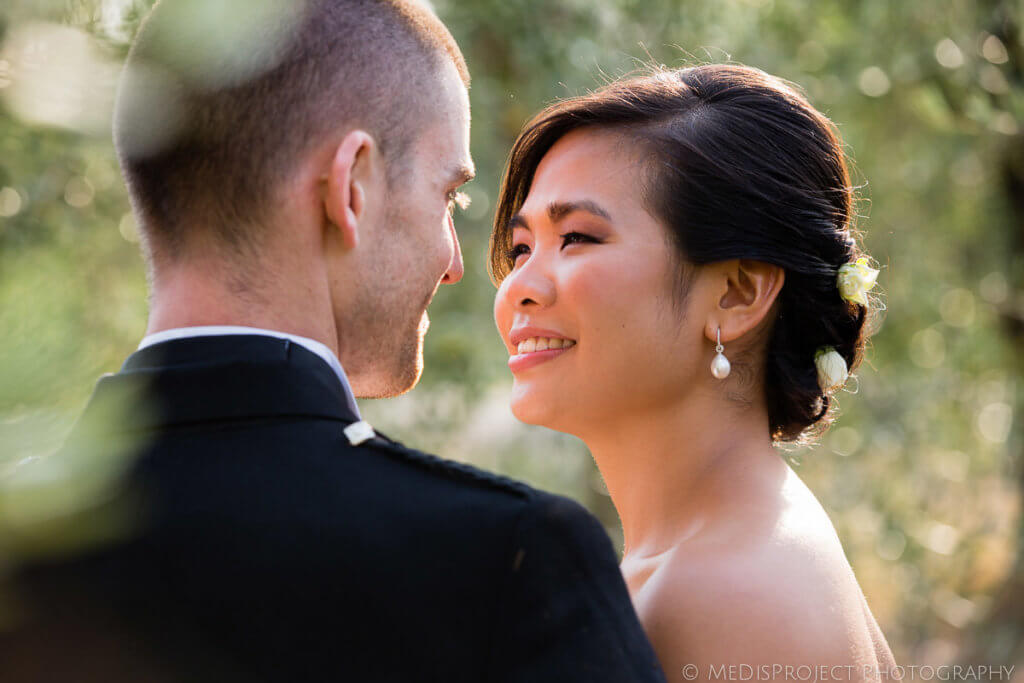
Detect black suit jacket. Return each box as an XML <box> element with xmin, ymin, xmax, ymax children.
<box><xmin>5</xmin><ymin>336</ymin><xmax>666</xmax><ymax>682</ymax></box>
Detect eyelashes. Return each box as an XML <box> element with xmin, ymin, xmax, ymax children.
<box><xmin>506</xmin><ymin>243</ymin><xmax>530</xmax><ymax>262</ymax></box>
<box><xmin>561</xmin><ymin>232</ymin><xmax>598</xmax><ymax>246</ymax></box>
<box><xmin>506</xmin><ymin>232</ymin><xmax>599</xmax><ymax>265</ymax></box>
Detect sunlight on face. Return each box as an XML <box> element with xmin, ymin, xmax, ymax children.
<box><xmin>493</xmin><ymin>127</ymin><xmax>702</xmax><ymax>435</ymax></box>
<box><xmin>345</xmin><ymin>61</ymin><xmax>472</xmax><ymax>398</ymax></box>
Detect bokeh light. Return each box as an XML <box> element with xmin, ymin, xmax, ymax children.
<box><xmin>935</xmin><ymin>38</ymin><xmax>965</xmax><ymax>69</ymax></box>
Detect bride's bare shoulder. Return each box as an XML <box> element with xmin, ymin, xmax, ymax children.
<box><xmin>635</xmin><ymin>472</ymin><xmax>890</xmax><ymax>679</ymax></box>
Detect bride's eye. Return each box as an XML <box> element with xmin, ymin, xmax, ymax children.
<box><xmin>561</xmin><ymin>231</ymin><xmax>598</xmax><ymax>248</ymax></box>
<box><xmin>507</xmin><ymin>243</ymin><xmax>530</xmax><ymax>265</ymax></box>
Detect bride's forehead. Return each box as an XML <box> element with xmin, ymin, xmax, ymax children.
<box><xmin>524</xmin><ymin>132</ymin><xmax>644</xmax><ymax>209</ymax></box>
<box><xmin>538</xmin><ymin>128</ymin><xmax>631</xmax><ymax>170</ymax></box>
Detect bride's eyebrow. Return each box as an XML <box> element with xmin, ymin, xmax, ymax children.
<box><xmin>547</xmin><ymin>200</ymin><xmax>612</xmax><ymax>223</ymax></box>
<box><xmin>508</xmin><ymin>214</ymin><xmax>531</xmax><ymax>232</ymax></box>
<box><xmin>508</xmin><ymin>199</ymin><xmax>613</xmax><ymax>232</ymax></box>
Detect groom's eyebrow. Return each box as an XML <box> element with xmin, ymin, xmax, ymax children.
<box><xmin>508</xmin><ymin>200</ymin><xmax>613</xmax><ymax>233</ymax></box>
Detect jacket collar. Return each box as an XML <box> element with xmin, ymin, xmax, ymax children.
<box><xmin>137</xmin><ymin>326</ymin><xmax>361</xmax><ymax>420</ymax></box>
<box><xmin>78</xmin><ymin>335</ymin><xmax>360</xmax><ymax>435</ymax></box>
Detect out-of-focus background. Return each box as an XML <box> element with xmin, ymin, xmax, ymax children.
<box><xmin>0</xmin><ymin>0</ymin><xmax>1021</xmax><ymax>668</ymax></box>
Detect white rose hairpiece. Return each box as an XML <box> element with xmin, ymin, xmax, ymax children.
<box><xmin>813</xmin><ymin>256</ymin><xmax>880</xmax><ymax>393</ymax></box>
<box><xmin>815</xmin><ymin>346</ymin><xmax>848</xmax><ymax>393</ymax></box>
<box><xmin>837</xmin><ymin>256</ymin><xmax>880</xmax><ymax>306</ymax></box>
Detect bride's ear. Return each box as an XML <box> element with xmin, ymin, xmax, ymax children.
<box><xmin>708</xmin><ymin>259</ymin><xmax>785</xmax><ymax>343</ymax></box>
<box><xmin>323</xmin><ymin>130</ymin><xmax>376</xmax><ymax>250</ymax></box>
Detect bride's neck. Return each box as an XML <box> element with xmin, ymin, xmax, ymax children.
<box><xmin>582</xmin><ymin>393</ymin><xmax>780</xmax><ymax>558</ymax></box>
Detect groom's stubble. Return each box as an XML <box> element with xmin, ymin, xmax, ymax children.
<box><xmin>338</xmin><ymin>58</ymin><xmax>471</xmax><ymax>400</ymax></box>
<box><xmin>340</xmin><ymin>191</ymin><xmax>449</xmax><ymax>400</ymax></box>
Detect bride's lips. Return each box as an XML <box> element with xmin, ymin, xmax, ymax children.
<box><xmin>507</xmin><ymin>326</ymin><xmax>576</xmax><ymax>374</ymax></box>
<box><xmin>508</xmin><ymin>347</ymin><xmax>574</xmax><ymax>373</ymax></box>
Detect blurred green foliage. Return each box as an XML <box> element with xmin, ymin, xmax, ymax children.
<box><xmin>0</xmin><ymin>0</ymin><xmax>1022</xmax><ymax>667</ymax></box>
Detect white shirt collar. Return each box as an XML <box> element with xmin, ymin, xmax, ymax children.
<box><xmin>138</xmin><ymin>325</ymin><xmax>361</xmax><ymax>419</ymax></box>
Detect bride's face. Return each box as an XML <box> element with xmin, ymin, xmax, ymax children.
<box><xmin>494</xmin><ymin>127</ymin><xmax>708</xmax><ymax>433</ymax></box>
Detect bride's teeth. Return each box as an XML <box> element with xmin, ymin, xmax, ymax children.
<box><xmin>514</xmin><ymin>336</ymin><xmax>576</xmax><ymax>354</ymax></box>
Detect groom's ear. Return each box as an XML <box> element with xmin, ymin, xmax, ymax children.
<box><xmin>708</xmin><ymin>258</ymin><xmax>785</xmax><ymax>343</ymax></box>
<box><xmin>324</xmin><ymin>130</ymin><xmax>377</xmax><ymax>250</ymax></box>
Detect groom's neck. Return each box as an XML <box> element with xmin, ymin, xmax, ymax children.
<box><xmin>145</xmin><ymin>260</ymin><xmax>341</xmax><ymax>360</ymax></box>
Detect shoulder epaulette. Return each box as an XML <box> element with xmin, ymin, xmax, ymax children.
<box><xmin>359</xmin><ymin>430</ymin><xmax>534</xmax><ymax>499</ymax></box>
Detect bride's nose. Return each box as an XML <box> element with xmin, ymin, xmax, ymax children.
<box><xmin>503</xmin><ymin>256</ymin><xmax>556</xmax><ymax>310</ymax></box>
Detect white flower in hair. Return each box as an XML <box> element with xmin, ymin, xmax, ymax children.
<box><xmin>815</xmin><ymin>346</ymin><xmax>848</xmax><ymax>393</ymax></box>
<box><xmin>837</xmin><ymin>257</ymin><xmax>880</xmax><ymax>306</ymax></box>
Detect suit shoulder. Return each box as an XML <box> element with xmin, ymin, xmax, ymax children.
<box><xmin>352</xmin><ymin>432</ymin><xmax>616</xmax><ymax>568</ymax></box>
<box><xmin>355</xmin><ymin>431</ymin><xmax>538</xmax><ymax>502</ymax></box>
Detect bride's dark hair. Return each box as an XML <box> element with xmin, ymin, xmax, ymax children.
<box><xmin>489</xmin><ymin>64</ymin><xmax>882</xmax><ymax>444</ymax></box>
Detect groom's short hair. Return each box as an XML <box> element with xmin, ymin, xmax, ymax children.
<box><xmin>114</xmin><ymin>0</ymin><xmax>468</xmax><ymax>264</ymax></box>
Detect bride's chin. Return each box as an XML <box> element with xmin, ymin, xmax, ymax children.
<box><xmin>511</xmin><ymin>402</ymin><xmax>585</xmax><ymax>443</ymax></box>
<box><xmin>509</xmin><ymin>389</ymin><xmax>555</xmax><ymax>427</ymax></box>
<box><xmin>509</xmin><ymin>397</ymin><xmax>543</xmax><ymax>426</ymax></box>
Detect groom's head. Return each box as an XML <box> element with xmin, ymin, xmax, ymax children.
<box><xmin>114</xmin><ymin>0</ymin><xmax>474</xmax><ymax>397</ymax></box>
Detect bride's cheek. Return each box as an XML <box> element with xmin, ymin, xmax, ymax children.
<box><xmin>566</xmin><ymin>263</ymin><xmax>625</xmax><ymax>306</ymax></box>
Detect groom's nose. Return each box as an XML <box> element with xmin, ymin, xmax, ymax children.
<box><xmin>440</xmin><ymin>219</ymin><xmax>464</xmax><ymax>285</ymax></box>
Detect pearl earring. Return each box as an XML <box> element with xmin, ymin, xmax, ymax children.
<box><xmin>711</xmin><ymin>327</ymin><xmax>731</xmax><ymax>379</ymax></box>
